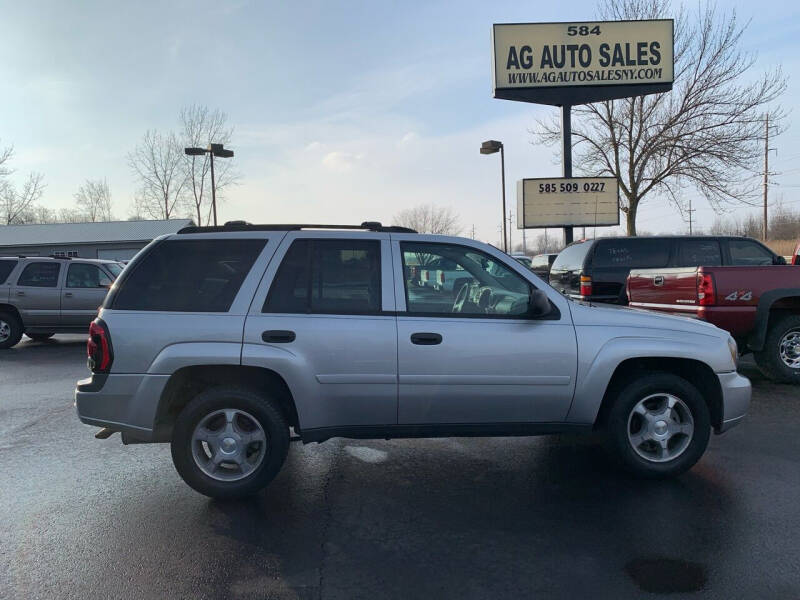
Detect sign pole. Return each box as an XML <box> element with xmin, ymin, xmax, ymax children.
<box><xmin>500</xmin><ymin>144</ymin><xmax>508</xmax><ymax>252</ymax></box>
<box><xmin>561</xmin><ymin>104</ymin><xmax>574</xmax><ymax>245</ymax></box>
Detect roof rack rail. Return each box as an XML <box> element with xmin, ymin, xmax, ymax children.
<box><xmin>177</xmin><ymin>221</ymin><xmax>417</xmax><ymax>234</ymax></box>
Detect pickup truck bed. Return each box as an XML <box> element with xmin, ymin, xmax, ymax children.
<box><xmin>628</xmin><ymin>265</ymin><xmax>800</xmax><ymax>383</ymax></box>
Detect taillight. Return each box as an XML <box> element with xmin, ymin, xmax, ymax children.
<box><xmin>697</xmin><ymin>271</ymin><xmax>716</xmax><ymax>306</ymax></box>
<box><xmin>87</xmin><ymin>319</ymin><xmax>113</xmax><ymax>373</ymax></box>
<box><xmin>580</xmin><ymin>275</ymin><xmax>592</xmax><ymax>297</ymax></box>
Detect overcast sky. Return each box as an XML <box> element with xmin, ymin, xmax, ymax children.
<box><xmin>1</xmin><ymin>0</ymin><xmax>798</xmax><ymax>246</ymax></box>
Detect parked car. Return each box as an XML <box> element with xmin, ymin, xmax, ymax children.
<box><xmin>75</xmin><ymin>221</ymin><xmax>749</xmax><ymax>499</ymax></box>
<box><xmin>550</xmin><ymin>236</ymin><xmax>785</xmax><ymax>305</ymax></box>
<box><xmin>0</xmin><ymin>256</ymin><xmax>124</xmax><ymax>348</ymax></box>
<box><xmin>529</xmin><ymin>253</ymin><xmax>559</xmax><ymax>279</ymax></box>
<box><xmin>511</xmin><ymin>254</ymin><xmax>533</xmax><ymax>268</ymax></box>
<box><xmin>627</xmin><ymin>263</ymin><xmax>800</xmax><ymax>383</ymax></box>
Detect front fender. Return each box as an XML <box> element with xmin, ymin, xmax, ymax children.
<box><xmin>567</xmin><ymin>334</ymin><xmax>726</xmax><ymax>424</ymax></box>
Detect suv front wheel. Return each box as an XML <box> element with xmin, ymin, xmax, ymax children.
<box><xmin>605</xmin><ymin>373</ymin><xmax>710</xmax><ymax>478</ymax></box>
<box><xmin>171</xmin><ymin>386</ymin><xmax>290</xmax><ymax>499</ymax></box>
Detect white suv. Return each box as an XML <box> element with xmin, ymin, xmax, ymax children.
<box><xmin>75</xmin><ymin>222</ymin><xmax>750</xmax><ymax>498</ymax></box>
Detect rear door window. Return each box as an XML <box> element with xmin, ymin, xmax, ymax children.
<box><xmin>593</xmin><ymin>239</ymin><xmax>670</xmax><ymax>269</ymax></box>
<box><xmin>16</xmin><ymin>262</ymin><xmax>60</xmax><ymax>287</ymax></box>
<box><xmin>728</xmin><ymin>240</ymin><xmax>775</xmax><ymax>266</ymax></box>
<box><xmin>263</xmin><ymin>239</ymin><xmax>381</xmax><ymax>314</ymax></box>
<box><xmin>111</xmin><ymin>239</ymin><xmax>266</xmax><ymax>312</ymax></box>
<box><xmin>0</xmin><ymin>260</ymin><xmax>17</xmax><ymax>284</ymax></box>
<box><xmin>675</xmin><ymin>240</ymin><xmax>722</xmax><ymax>266</ymax></box>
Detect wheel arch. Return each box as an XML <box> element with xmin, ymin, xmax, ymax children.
<box><xmin>748</xmin><ymin>289</ymin><xmax>800</xmax><ymax>351</ymax></box>
<box><xmin>593</xmin><ymin>357</ymin><xmax>724</xmax><ymax>433</ymax></box>
<box><xmin>0</xmin><ymin>303</ymin><xmax>22</xmax><ymax>325</ymax></box>
<box><xmin>153</xmin><ymin>364</ymin><xmax>299</xmax><ymax>442</ymax></box>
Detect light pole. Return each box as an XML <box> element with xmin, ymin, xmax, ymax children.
<box><xmin>480</xmin><ymin>140</ymin><xmax>507</xmax><ymax>253</ymax></box>
<box><xmin>184</xmin><ymin>143</ymin><xmax>234</xmax><ymax>226</ymax></box>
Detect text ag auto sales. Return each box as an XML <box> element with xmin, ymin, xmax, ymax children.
<box><xmin>505</xmin><ymin>41</ymin><xmax>663</xmax><ymax>71</ymax></box>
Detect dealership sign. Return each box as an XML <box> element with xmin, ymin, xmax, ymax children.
<box><xmin>493</xmin><ymin>20</ymin><xmax>674</xmax><ymax>105</ymax></box>
<box><xmin>516</xmin><ymin>177</ymin><xmax>619</xmax><ymax>228</ymax></box>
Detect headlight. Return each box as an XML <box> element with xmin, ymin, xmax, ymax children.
<box><xmin>728</xmin><ymin>337</ymin><xmax>738</xmax><ymax>368</ymax></box>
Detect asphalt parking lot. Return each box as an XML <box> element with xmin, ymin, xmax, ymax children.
<box><xmin>1</xmin><ymin>335</ymin><xmax>799</xmax><ymax>599</ymax></box>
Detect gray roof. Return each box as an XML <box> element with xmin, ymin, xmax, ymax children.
<box><xmin>0</xmin><ymin>219</ymin><xmax>193</xmax><ymax>247</ymax></box>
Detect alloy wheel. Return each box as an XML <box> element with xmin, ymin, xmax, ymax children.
<box><xmin>191</xmin><ymin>408</ymin><xmax>268</xmax><ymax>482</ymax></box>
<box><xmin>627</xmin><ymin>393</ymin><xmax>694</xmax><ymax>463</ymax></box>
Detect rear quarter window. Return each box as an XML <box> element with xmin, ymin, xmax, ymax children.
<box><xmin>111</xmin><ymin>239</ymin><xmax>266</xmax><ymax>312</ymax></box>
<box><xmin>551</xmin><ymin>242</ymin><xmax>591</xmax><ymax>272</ymax></box>
<box><xmin>0</xmin><ymin>260</ymin><xmax>17</xmax><ymax>284</ymax></box>
<box><xmin>593</xmin><ymin>239</ymin><xmax>670</xmax><ymax>269</ymax></box>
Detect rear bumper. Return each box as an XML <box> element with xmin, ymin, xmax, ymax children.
<box><xmin>717</xmin><ymin>371</ymin><xmax>751</xmax><ymax>433</ymax></box>
<box><xmin>74</xmin><ymin>373</ymin><xmax>169</xmax><ymax>441</ymax></box>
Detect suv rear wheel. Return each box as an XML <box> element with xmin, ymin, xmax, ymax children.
<box><xmin>754</xmin><ymin>314</ymin><xmax>800</xmax><ymax>384</ymax></box>
<box><xmin>605</xmin><ymin>373</ymin><xmax>710</xmax><ymax>478</ymax></box>
<box><xmin>0</xmin><ymin>311</ymin><xmax>23</xmax><ymax>349</ymax></box>
<box><xmin>170</xmin><ymin>386</ymin><xmax>290</xmax><ymax>499</ymax></box>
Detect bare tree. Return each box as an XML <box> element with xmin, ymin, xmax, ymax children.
<box><xmin>1</xmin><ymin>172</ymin><xmax>45</xmax><ymax>225</ymax></box>
<box><xmin>0</xmin><ymin>141</ymin><xmax>46</xmax><ymax>225</ymax></box>
<box><xmin>74</xmin><ymin>178</ymin><xmax>113</xmax><ymax>222</ymax></box>
<box><xmin>180</xmin><ymin>105</ymin><xmax>238</xmax><ymax>226</ymax></box>
<box><xmin>393</xmin><ymin>203</ymin><xmax>462</xmax><ymax>235</ymax></box>
<box><xmin>533</xmin><ymin>0</ymin><xmax>787</xmax><ymax>235</ymax></box>
<box><xmin>128</xmin><ymin>130</ymin><xmax>186</xmax><ymax>220</ymax></box>
<box><xmin>57</xmin><ymin>208</ymin><xmax>87</xmax><ymax>223</ymax></box>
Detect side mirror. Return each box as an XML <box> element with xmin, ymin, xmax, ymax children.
<box><xmin>528</xmin><ymin>288</ymin><xmax>551</xmax><ymax>318</ymax></box>
<box><xmin>775</xmin><ymin>255</ymin><xmax>787</xmax><ymax>265</ymax></box>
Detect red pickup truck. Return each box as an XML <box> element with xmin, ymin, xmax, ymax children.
<box><xmin>627</xmin><ymin>262</ymin><xmax>800</xmax><ymax>383</ymax></box>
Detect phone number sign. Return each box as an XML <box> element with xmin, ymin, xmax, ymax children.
<box><xmin>493</xmin><ymin>20</ymin><xmax>674</xmax><ymax>105</ymax></box>
<box><xmin>516</xmin><ymin>177</ymin><xmax>620</xmax><ymax>228</ymax></box>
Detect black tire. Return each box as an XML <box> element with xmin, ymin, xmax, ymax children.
<box><xmin>0</xmin><ymin>311</ymin><xmax>23</xmax><ymax>349</ymax></box>
<box><xmin>170</xmin><ymin>386</ymin><xmax>290</xmax><ymax>499</ymax></box>
<box><xmin>605</xmin><ymin>373</ymin><xmax>711</xmax><ymax>478</ymax></box>
<box><xmin>26</xmin><ymin>332</ymin><xmax>54</xmax><ymax>342</ymax></box>
<box><xmin>753</xmin><ymin>314</ymin><xmax>800</xmax><ymax>384</ymax></box>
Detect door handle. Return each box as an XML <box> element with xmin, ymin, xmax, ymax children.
<box><xmin>15</xmin><ymin>291</ymin><xmax>24</xmax><ymax>296</ymax></box>
<box><xmin>64</xmin><ymin>292</ymin><xmax>73</xmax><ymax>297</ymax></box>
<box><xmin>261</xmin><ymin>330</ymin><xmax>296</xmax><ymax>343</ymax></box>
<box><xmin>410</xmin><ymin>332</ymin><xmax>442</xmax><ymax>345</ymax></box>
<box><xmin>653</xmin><ymin>275</ymin><xmax>664</xmax><ymax>286</ymax></box>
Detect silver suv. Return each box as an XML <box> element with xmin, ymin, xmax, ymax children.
<box><xmin>0</xmin><ymin>256</ymin><xmax>123</xmax><ymax>348</ymax></box>
<box><xmin>74</xmin><ymin>222</ymin><xmax>750</xmax><ymax>499</ymax></box>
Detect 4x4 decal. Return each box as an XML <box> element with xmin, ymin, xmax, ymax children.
<box><xmin>724</xmin><ymin>290</ymin><xmax>753</xmax><ymax>302</ymax></box>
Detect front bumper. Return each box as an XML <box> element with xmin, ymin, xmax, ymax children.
<box><xmin>74</xmin><ymin>373</ymin><xmax>169</xmax><ymax>441</ymax></box>
<box><xmin>717</xmin><ymin>371</ymin><xmax>751</xmax><ymax>433</ymax></box>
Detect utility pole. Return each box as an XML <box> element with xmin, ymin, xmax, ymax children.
<box><xmin>507</xmin><ymin>212</ymin><xmax>514</xmax><ymax>252</ymax></box>
<box><xmin>562</xmin><ymin>105</ymin><xmax>574</xmax><ymax>246</ymax></box>
<box><xmin>687</xmin><ymin>197</ymin><xmax>695</xmax><ymax>235</ymax></box>
<box><xmin>763</xmin><ymin>114</ymin><xmax>769</xmax><ymax>241</ymax></box>
<box><xmin>470</xmin><ymin>224</ymin><xmax>476</xmax><ymax>240</ymax></box>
